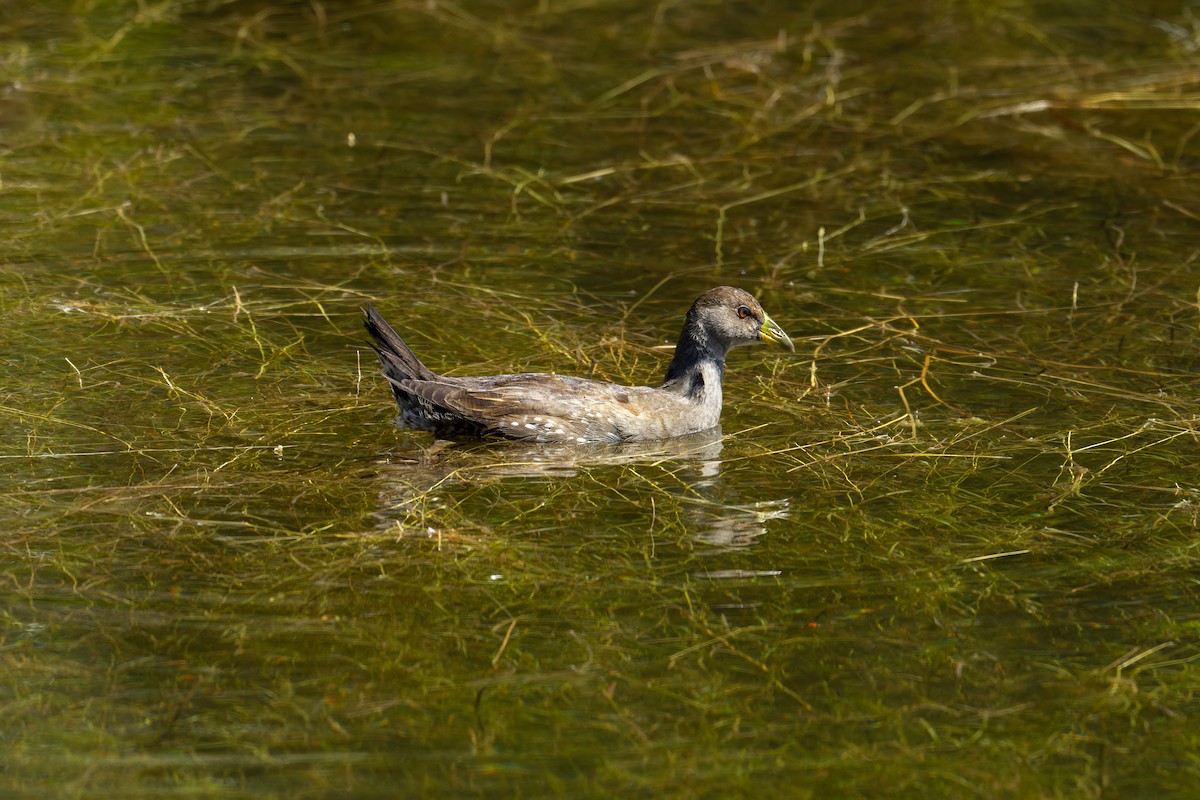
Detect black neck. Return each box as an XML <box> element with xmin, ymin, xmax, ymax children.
<box><xmin>662</xmin><ymin>318</ymin><xmax>726</xmax><ymax>395</ymax></box>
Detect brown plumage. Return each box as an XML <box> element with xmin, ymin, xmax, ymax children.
<box><xmin>363</xmin><ymin>286</ymin><xmax>794</xmax><ymax>443</ymax></box>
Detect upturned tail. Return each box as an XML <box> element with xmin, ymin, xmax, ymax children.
<box><xmin>363</xmin><ymin>305</ymin><xmax>439</xmax><ymax>383</ymax></box>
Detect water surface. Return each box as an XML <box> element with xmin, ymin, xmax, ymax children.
<box><xmin>2</xmin><ymin>1</ymin><xmax>1199</xmax><ymax>796</ymax></box>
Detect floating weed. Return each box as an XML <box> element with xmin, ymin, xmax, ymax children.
<box><xmin>1</xmin><ymin>1</ymin><xmax>1200</xmax><ymax>797</ymax></box>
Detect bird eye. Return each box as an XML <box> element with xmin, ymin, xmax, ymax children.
<box><xmin>736</xmin><ymin>305</ymin><xmax>752</xmax><ymax>320</ymax></box>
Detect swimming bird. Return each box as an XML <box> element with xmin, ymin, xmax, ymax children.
<box><xmin>363</xmin><ymin>286</ymin><xmax>794</xmax><ymax>443</ymax></box>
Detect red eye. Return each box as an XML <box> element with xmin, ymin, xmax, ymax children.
<box><xmin>736</xmin><ymin>305</ymin><xmax>752</xmax><ymax>320</ymax></box>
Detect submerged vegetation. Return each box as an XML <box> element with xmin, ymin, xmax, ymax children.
<box><xmin>1</xmin><ymin>0</ymin><xmax>1199</xmax><ymax>796</ymax></box>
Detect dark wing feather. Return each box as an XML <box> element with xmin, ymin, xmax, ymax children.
<box><xmin>389</xmin><ymin>377</ymin><xmax>540</xmax><ymax>429</ymax></box>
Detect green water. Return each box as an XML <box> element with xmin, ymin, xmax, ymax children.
<box><xmin>3</xmin><ymin>1</ymin><xmax>1199</xmax><ymax>796</ymax></box>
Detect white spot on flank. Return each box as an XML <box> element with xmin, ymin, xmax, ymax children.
<box><xmin>576</xmin><ymin>437</ymin><xmax>588</xmax><ymax>443</ymax></box>
<box><xmin>556</xmin><ymin>428</ymin><xmax>565</xmax><ymax>435</ymax></box>
<box><xmin>511</xmin><ymin>421</ymin><xmax>520</xmax><ymax>427</ymax></box>
<box><xmin>524</xmin><ymin>423</ymin><xmax>535</xmax><ymax>429</ymax></box>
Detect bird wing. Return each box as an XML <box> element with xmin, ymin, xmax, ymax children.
<box><xmin>388</xmin><ymin>374</ymin><xmax>656</xmax><ymax>441</ymax></box>
<box><xmin>381</xmin><ymin>375</ymin><xmax>536</xmax><ymax>434</ymax></box>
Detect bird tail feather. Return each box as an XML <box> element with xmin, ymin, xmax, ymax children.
<box><xmin>362</xmin><ymin>304</ymin><xmax>439</xmax><ymax>382</ymax></box>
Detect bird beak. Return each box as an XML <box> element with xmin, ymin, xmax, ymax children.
<box><xmin>759</xmin><ymin>312</ymin><xmax>795</xmax><ymax>352</ymax></box>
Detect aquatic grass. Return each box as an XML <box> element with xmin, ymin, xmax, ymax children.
<box><xmin>2</xmin><ymin>0</ymin><xmax>1200</xmax><ymax>797</ymax></box>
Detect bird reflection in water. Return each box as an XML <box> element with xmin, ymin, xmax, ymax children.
<box><xmin>368</xmin><ymin>426</ymin><xmax>790</xmax><ymax>555</ymax></box>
